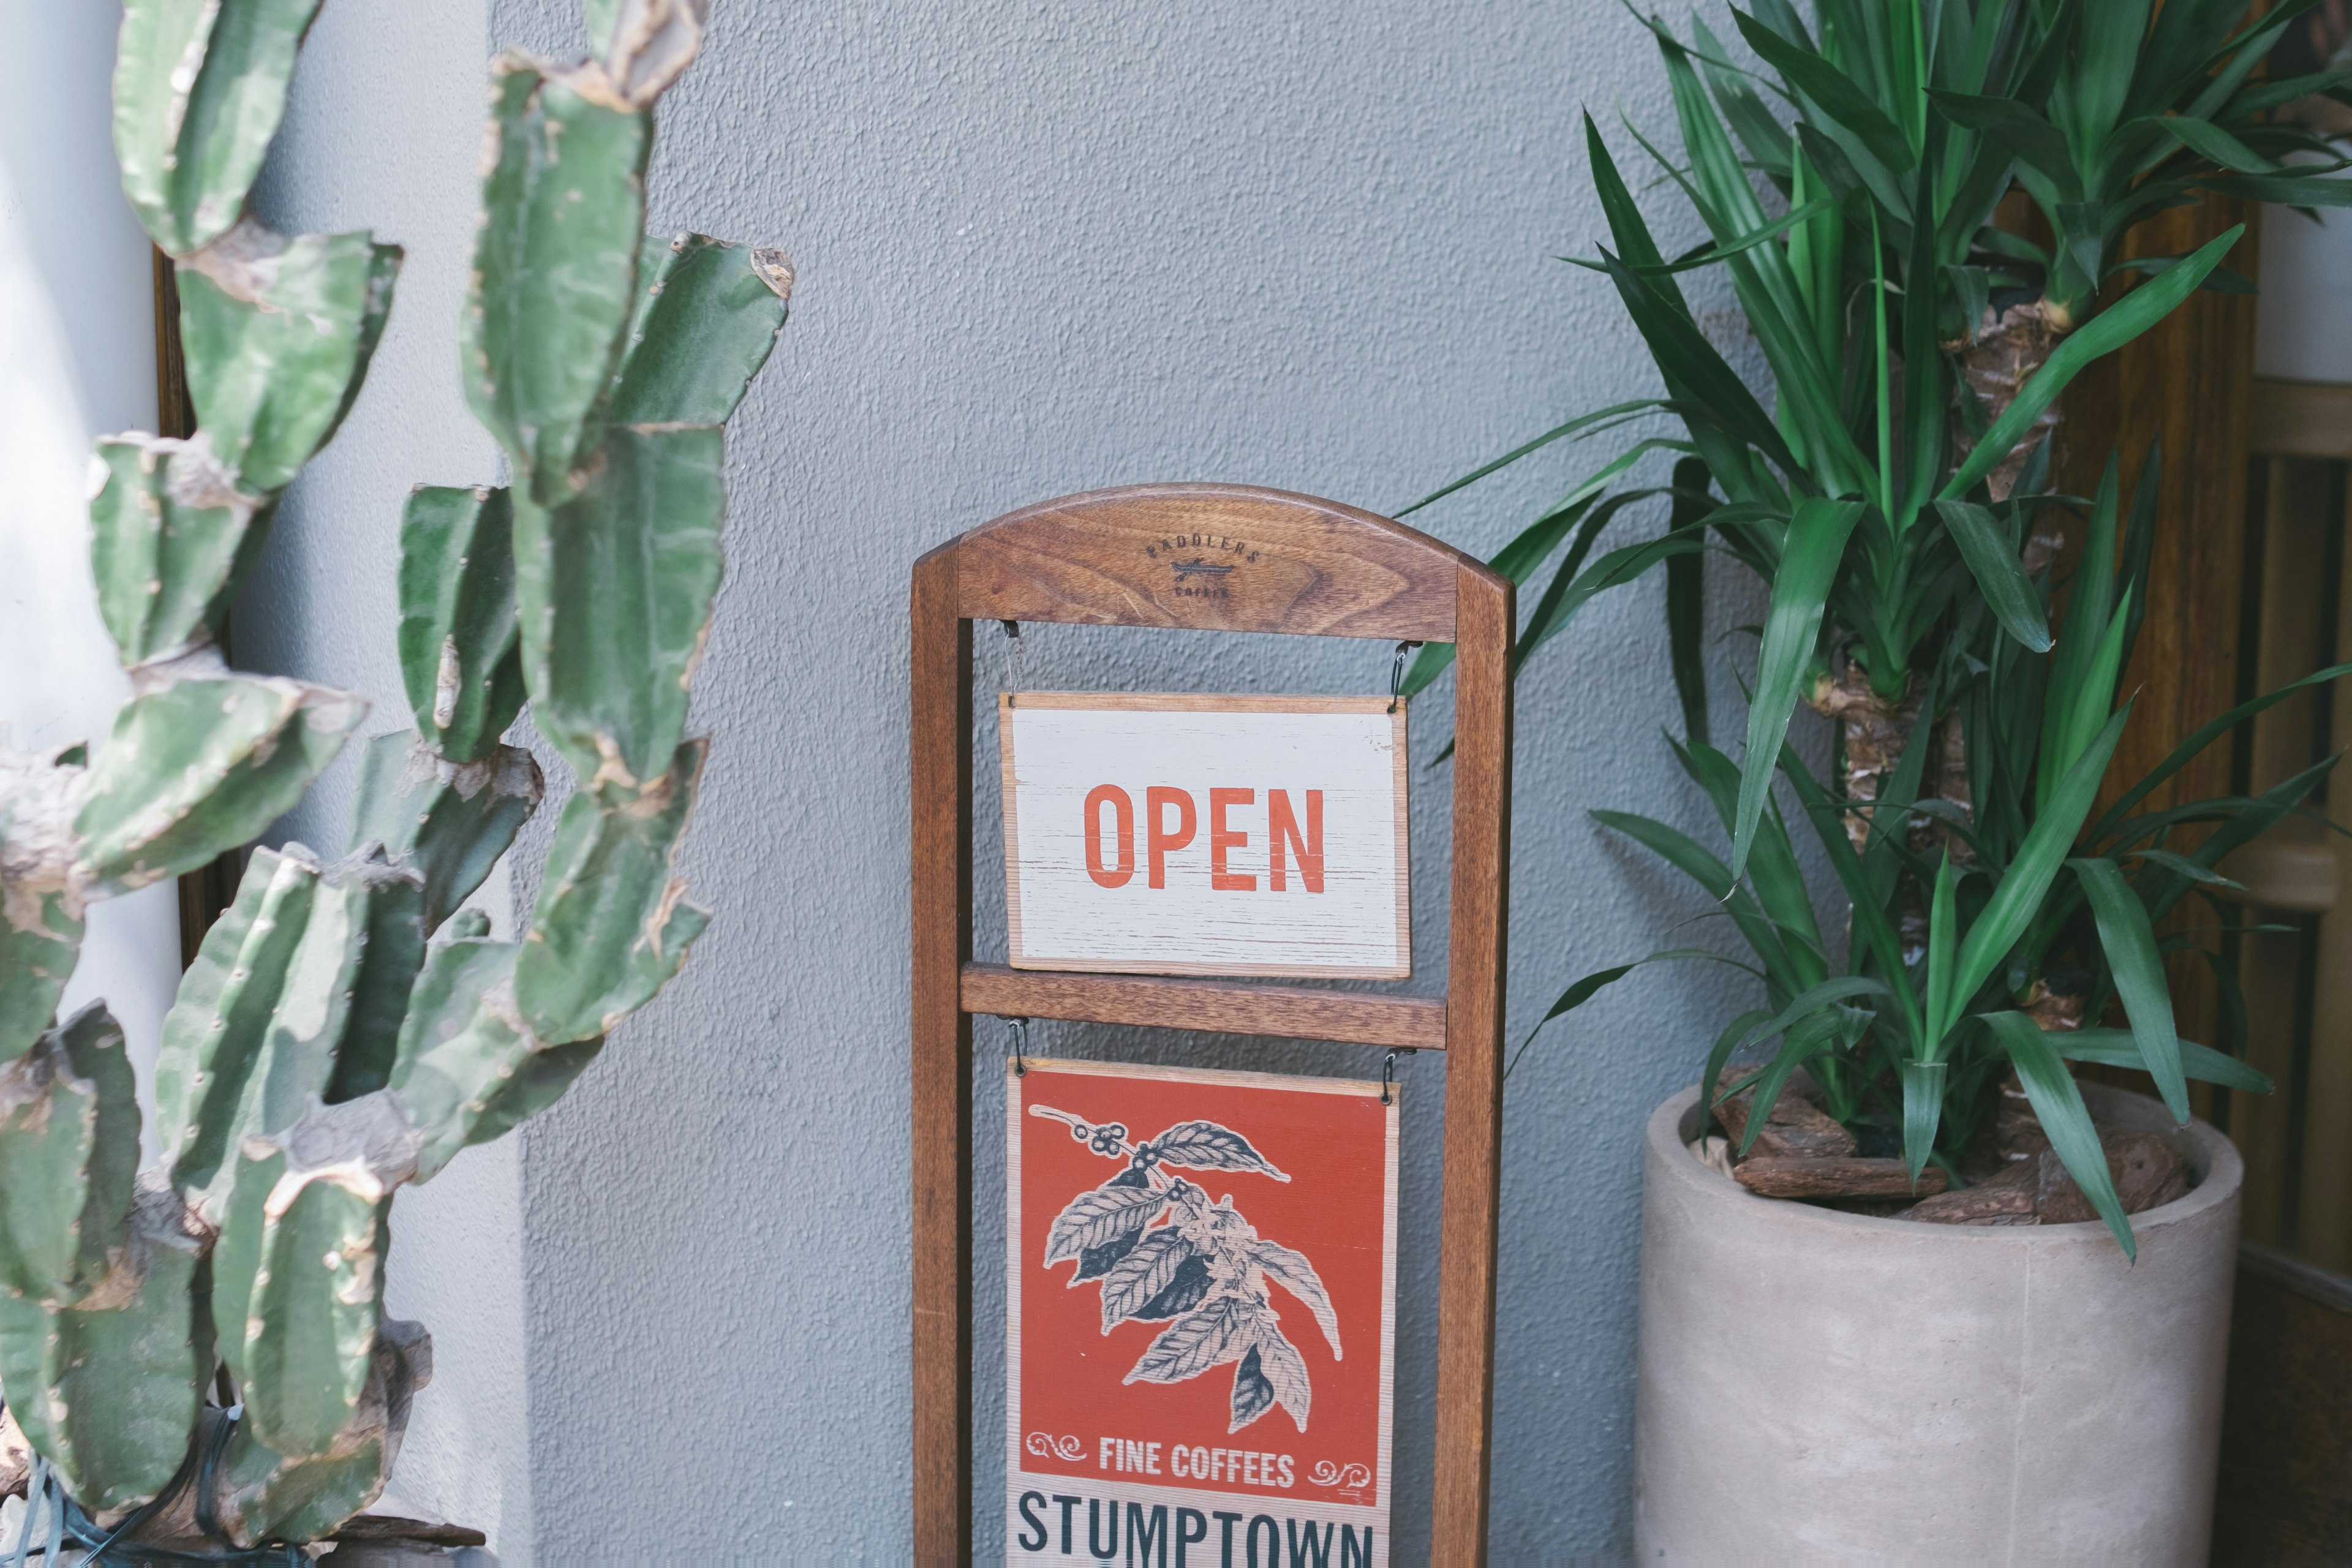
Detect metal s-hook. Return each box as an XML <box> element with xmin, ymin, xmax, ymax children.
<box><xmin>1388</xmin><ymin>641</ymin><xmax>1422</xmax><ymax>714</ymax></box>
<box><xmin>1380</xmin><ymin>1046</ymin><xmax>1416</xmax><ymax>1106</ymax></box>
<box><xmin>1000</xmin><ymin>619</ymin><xmax>1027</xmax><ymax>703</ymax></box>
<box><xmin>1003</xmin><ymin>1015</ymin><xmax>1029</xmax><ymax>1076</ymax></box>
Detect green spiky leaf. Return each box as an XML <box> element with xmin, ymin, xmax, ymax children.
<box><xmin>1985</xmin><ymin>1011</ymin><xmax>2136</xmax><ymax>1257</ymax></box>
<box><xmin>176</xmin><ymin>226</ymin><xmax>402</xmax><ymax>496</ymax></box>
<box><xmin>74</xmin><ymin>670</ymin><xmax>366</xmax><ymax>895</ymax></box>
<box><xmin>0</xmin><ymin>1181</ymin><xmax>209</xmax><ymax>1513</ymax></box>
<box><xmin>464</xmin><ymin>56</ymin><xmax>651</xmax><ymax>499</ymax></box>
<box><xmin>1936</xmin><ymin>500</ymin><xmax>2053</xmax><ymax>652</ymax></box>
<box><xmin>396</xmin><ymin>486</ymin><xmax>527</xmax><ymax>763</ymax></box>
<box><xmin>0</xmin><ymin>1007</ymin><xmax>124</xmax><ymax>1302</ymax></box>
<box><xmin>1731</xmin><ymin>498</ymin><xmax>1866</xmax><ymax>878</ymax></box>
<box><xmin>241</xmin><ymin>1177</ymin><xmax>388</xmax><ymax>1460</ymax></box>
<box><xmin>514</xmin><ymin>423</ymin><xmax>725</xmax><ymax>790</ymax></box>
<box><xmin>2057</xmin><ymin>1028</ymin><xmax>2272</xmax><ymax>1093</ymax></box>
<box><xmin>514</xmin><ymin>740</ymin><xmax>709</xmax><ymax>1044</ymax></box>
<box><xmin>2070</xmin><ymin>856</ymin><xmax>2188</xmax><ymax>1122</ymax></box>
<box><xmin>158</xmin><ymin>848</ymin><xmax>320</xmax><ymax>1196</ymax></box>
<box><xmin>603</xmin><ymin>232</ymin><xmax>792</xmax><ymax>427</ymax></box>
<box><xmin>113</xmin><ymin>0</ymin><xmax>326</xmax><ymax>255</ymax></box>
<box><xmin>347</xmin><ymin>731</ymin><xmax>543</xmax><ymax>934</ymax></box>
<box><xmin>88</xmin><ymin>434</ymin><xmax>263</xmax><ymax>666</ymax></box>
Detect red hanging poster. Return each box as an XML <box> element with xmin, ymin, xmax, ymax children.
<box><xmin>1006</xmin><ymin>1058</ymin><xmax>1398</xmax><ymax>1566</ymax></box>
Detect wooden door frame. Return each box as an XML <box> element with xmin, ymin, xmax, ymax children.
<box><xmin>910</xmin><ymin>483</ymin><xmax>1513</xmax><ymax>1562</ymax></box>
<box><xmin>151</xmin><ymin>246</ymin><xmax>243</xmax><ymax>965</ymax></box>
<box><xmin>2059</xmin><ymin>198</ymin><xmax>2264</xmax><ymax>1099</ymax></box>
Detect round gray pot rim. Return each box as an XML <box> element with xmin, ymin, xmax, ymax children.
<box><xmin>1646</xmin><ymin>1079</ymin><xmax>2243</xmax><ymax>1246</ymax></box>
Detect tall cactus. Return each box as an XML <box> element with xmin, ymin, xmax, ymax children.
<box><xmin>0</xmin><ymin>0</ymin><xmax>785</xmax><ymax>1548</ymax></box>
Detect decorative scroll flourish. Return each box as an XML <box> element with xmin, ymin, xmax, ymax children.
<box><xmin>1310</xmin><ymin>1460</ymin><xmax>1372</xmax><ymax>1490</ymax></box>
<box><xmin>1025</xmin><ymin>1431</ymin><xmax>1085</xmax><ymax>1462</ymax></box>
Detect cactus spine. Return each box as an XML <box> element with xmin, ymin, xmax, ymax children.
<box><xmin>0</xmin><ymin>0</ymin><xmax>782</xmax><ymax>1547</ymax></box>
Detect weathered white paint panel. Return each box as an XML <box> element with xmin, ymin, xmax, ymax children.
<box><xmin>1001</xmin><ymin>693</ymin><xmax>1408</xmax><ymax>978</ymax></box>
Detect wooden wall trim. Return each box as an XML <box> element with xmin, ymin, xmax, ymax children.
<box><xmin>2060</xmin><ymin>197</ymin><xmax>2263</xmax><ymax>1090</ymax></box>
<box><xmin>2249</xmin><ymin>379</ymin><xmax>2352</xmax><ymax>461</ymax></box>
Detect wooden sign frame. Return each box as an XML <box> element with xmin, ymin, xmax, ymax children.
<box><xmin>913</xmin><ymin>482</ymin><xmax>1513</xmax><ymax>1563</ymax></box>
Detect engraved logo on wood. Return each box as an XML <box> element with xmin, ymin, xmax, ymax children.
<box><xmin>1143</xmin><ymin>535</ymin><xmax>1258</xmax><ymax>601</ymax></box>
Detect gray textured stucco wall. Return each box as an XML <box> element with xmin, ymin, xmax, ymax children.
<box><xmin>244</xmin><ymin>0</ymin><xmax>1801</xmax><ymax>1558</ymax></box>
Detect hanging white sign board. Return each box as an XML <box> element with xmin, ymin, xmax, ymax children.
<box><xmin>999</xmin><ymin>693</ymin><xmax>1409</xmax><ymax>979</ymax></box>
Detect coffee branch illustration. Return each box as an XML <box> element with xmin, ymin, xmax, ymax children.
<box><xmin>1032</xmin><ymin>1106</ymin><xmax>1341</xmax><ymax>1434</ymax></box>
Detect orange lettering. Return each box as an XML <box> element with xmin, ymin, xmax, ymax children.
<box><xmin>1268</xmin><ymin>789</ymin><xmax>1322</xmax><ymax>892</ymax></box>
<box><xmin>1208</xmin><ymin>788</ymin><xmax>1256</xmax><ymax>891</ymax></box>
<box><xmin>1084</xmin><ymin>785</ymin><xmax>1136</xmax><ymax>888</ymax></box>
<box><xmin>1145</xmin><ymin>786</ymin><xmax>1196</xmax><ymax>888</ymax></box>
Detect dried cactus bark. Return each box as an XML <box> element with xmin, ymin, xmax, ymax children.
<box><xmin>0</xmin><ymin>0</ymin><xmax>788</xmax><ymax>1545</ymax></box>
<box><xmin>0</xmin><ymin>749</ymin><xmax>87</xmax><ymax>1065</ymax></box>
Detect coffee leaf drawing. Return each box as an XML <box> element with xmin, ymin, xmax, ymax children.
<box><xmin>1099</xmin><ymin>1228</ymin><xmax>1193</xmax><ymax>1331</ymax></box>
<box><xmin>1142</xmin><ymin>1120</ymin><xmax>1289</xmax><ymax>1180</ymax></box>
<box><xmin>1126</xmin><ymin>1293</ymin><xmax>1252</xmax><ymax>1385</ymax></box>
<box><xmin>1251</xmin><ymin>1314</ymin><xmax>1313</xmax><ymax>1432</ymax></box>
<box><xmin>1034</xmin><ymin>1104</ymin><xmax>1340</xmax><ymax>1434</ymax></box>
<box><xmin>1045</xmin><ymin>1177</ymin><xmax>1177</xmax><ymax>1265</ymax></box>
<box><xmin>1249</xmin><ymin>1238</ymin><xmax>1341</xmax><ymax>1359</ymax></box>
<box><xmin>1071</xmin><ymin>1167</ymin><xmax>1155</xmax><ymax>1281</ymax></box>
<box><xmin>1230</xmin><ymin>1345</ymin><xmax>1276</xmax><ymax>1431</ymax></box>
<box><xmin>1133</xmin><ymin>1253</ymin><xmax>1212</xmax><ymax>1320</ymax></box>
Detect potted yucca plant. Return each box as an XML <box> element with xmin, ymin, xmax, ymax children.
<box><xmin>1403</xmin><ymin>2</ymin><xmax>2352</xmax><ymax>1558</ymax></box>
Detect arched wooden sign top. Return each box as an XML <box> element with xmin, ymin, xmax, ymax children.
<box><xmin>913</xmin><ymin>484</ymin><xmax>1512</xmax><ymax>1564</ymax></box>
<box><xmin>956</xmin><ymin>483</ymin><xmax>1465</xmax><ymax>641</ymax></box>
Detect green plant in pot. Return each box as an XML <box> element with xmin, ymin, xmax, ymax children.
<box><xmin>1403</xmin><ymin>0</ymin><xmax>2351</xmax><ymax>1227</ymax></box>
<box><xmin>1398</xmin><ymin>1</ymin><xmax>2351</xmax><ymax>1558</ymax></box>
<box><xmin>0</xmin><ymin>0</ymin><xmax>789</xmax><ymax>1555</ymax></box>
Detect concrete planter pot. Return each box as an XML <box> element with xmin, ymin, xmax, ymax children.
<box><xmin>1632</xmin><ymin>1081</ymin><xmax>2241</xmax><ymax>1564</ymax></box>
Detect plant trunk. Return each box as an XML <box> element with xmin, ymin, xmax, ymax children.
<box><xmin>1807</xmin><ymin>305</ymin><xmax>2068</xmax><ymax>942</ymax></box>
<box><xmin>1950</xmin><ymin>300</ymin><xmax>2067</xmax><ymax>509</ymax></box>
<box><xmin>1809</xmin><ymin>665</ymin><xmax>1924</xmax><ymax>854</ymax></box>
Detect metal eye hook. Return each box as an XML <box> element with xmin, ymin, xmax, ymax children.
<box><xmin>1389</xmin><ymin>641</ymin><xmax>1422</xmax><ymax>714</ymax></box>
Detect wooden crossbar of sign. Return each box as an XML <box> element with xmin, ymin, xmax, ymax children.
<box><xmin>912</xmin><ymin>483</ymin><xmax>1512</xmax><ymax>1564</ymax></box>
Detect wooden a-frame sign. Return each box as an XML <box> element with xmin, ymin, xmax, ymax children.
<box><xmin>913</xmin><ymin>483</ymin><xmax>1512</xmax><ymax>1562</ymax></box>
